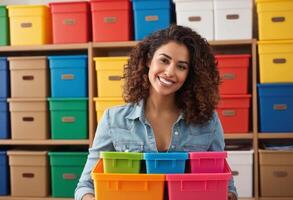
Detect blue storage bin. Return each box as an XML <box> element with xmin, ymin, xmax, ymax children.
<box><xmin>0</xmin><ymin>151</ymin><xmax>9</xmax><ymax>195</ymax></box>
<box><xmin>258</xmin><ymin>83</ymin><xmax>293</xmax><ymax>132</ymax></box>
<box><xmin>48</xmin><ymin>55</ymin><xmax>88</xmax><ymax>98</ymax></box>
<box><xmin>0</xmin><ymin>57</ymin><xmax>9</xmax><ymax>98</ymax></box>
<box><xmin>144</xmin><ymin>152</ymin><xmax>188</xmax><ymax>174</ymax></box>
<box><xmin>132</xmin><ymin>0</ymin><xmax>171</xmax><ymax>40</ymax></box>
<box><xmin>0</xmin><ymin>98</ymin><xmax>9</xmax><ymax>139</ymax></box>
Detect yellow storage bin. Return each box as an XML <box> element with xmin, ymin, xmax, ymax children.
<box><xmin>7</xmin><ymin>5</ymin><xmax>52</xmax><ymax>45</ymax></box>
<box><xmin>94</xmin><ymin>57</ymin><xmax>128</xmax><ymax>98</ymax></box>
<box><xmin>256</xmin><ymin>0</ymin><xmax>293</xmax><ymax>40</ymax></box>
<box><xmin>93</xmin><ymin>97</ymin><xmax>125</xmax><ymax>122</ymax></box>
<box><xmin>258</xmin><ymin>40</ymin><xmax>293</xmax><ymax>83</ymax></box>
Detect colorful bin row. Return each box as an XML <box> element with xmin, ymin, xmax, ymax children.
<box><xmin>1</xmin><ymin>151</ymin><xmax>87</xmax><ymax>197</ymax></box>
<box><xmin>92</xmin><ymin>158</ymin><xmax>232</xmax><ymax>200</ymax></box>
<box><xmin>174</xmin><ymin>0</ymin><xmax>252</xmax><ymax>41</ymax></box>
<box><xmin>5</xmin><ymin>98</ymin><xmax>88</xmax><ymax>140</ymax></box>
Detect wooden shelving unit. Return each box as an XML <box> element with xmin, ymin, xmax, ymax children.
<box><xmin>0</xmin><ymin>140</ymin><xmax>89</xmax><ymax>145</ymax></box>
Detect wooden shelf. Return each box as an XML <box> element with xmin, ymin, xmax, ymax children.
<box><xmin>260</xmin><ymin>198</ymin><xmax>293</xmax><ymax>200</ymax></box>
<box><xmin>0</xmin><ymin>43</ymin><xmax>89</xmax><ymax>52</ymax></box>
<box><xmin>92</xmin><ymin>41</ymin><xmax>138</xmax><ymax>48</ymax></box>
<box><xmin>0</xmin><ymin>197</ymin><xmax>72</xmax><ymax>200</ymax></box>
<box><xmin>0</xmin><ymin>139</ymin><xmax>89</xmax><ymax>145</ymax></box>
<box><xmin>224</xmin><ymin>133</ymin><xmax>254</xmax><ymax>139</ymax></box>
<box><xmin>258</xmin><ymin>133</ymin><xmax>293</xmax><ymax>139</ymax></box>
<box><xmin>209</xmin><ymin>39</ymin><xmax>256</xmax><ymax>46</ymax></box>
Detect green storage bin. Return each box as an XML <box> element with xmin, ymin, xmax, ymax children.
<box><xmin>48</xmin><ymin>98</ymin><xmax>88</xmax><ymax>139</ymax></box>
<box><xmin>49</xmin><ymin>152</ymin><xmax>88</xmax><ymax>198</ymax></box>
<box><xmin>0</xmin><ymin>6</ymin><xmax>9</xmax><ymax>46</ymax></box>
<box><xmin>101</xmin><ymin>151</ymin><xmax>143</xmax><ymax>173</ymax></box>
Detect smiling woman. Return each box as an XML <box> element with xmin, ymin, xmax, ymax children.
<box><xmin>75</xmin><ymin>25</ymin><xmax>238</xmax><ymax>200</ymax></box>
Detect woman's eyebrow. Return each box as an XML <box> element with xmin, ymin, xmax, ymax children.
<box><xmin>160</xmin><ymin>53</ymin><xmax>189</xmax><ymax>65</ymax></box>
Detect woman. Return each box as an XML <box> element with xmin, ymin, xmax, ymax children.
<box><xmin>75</xmin><ymin>25</ymin><xmax>238</xmax><ymax>200</ymax></box>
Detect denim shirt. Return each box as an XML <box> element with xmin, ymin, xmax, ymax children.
<box><xmin>75</xmin><ymin>100</ymin><xmax>237</xmax><ymax>200</ymax></box>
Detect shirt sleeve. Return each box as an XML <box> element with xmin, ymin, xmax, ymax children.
<box><xmin>74</xmin><ymin>109</ymin><xmax>115</xmax><ymax>200</ymax></box>
<box><xmin>208</xmin><ymin>112</ymin><xmax>238</xmax><ymax>197</ymax></box>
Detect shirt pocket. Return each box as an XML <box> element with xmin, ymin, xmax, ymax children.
<box><xmin>113</xmin><ymin>141</ymin><xmax>144</xmax><ymax>152</ymax></box>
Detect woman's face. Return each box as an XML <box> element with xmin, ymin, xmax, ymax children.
<box><xmin>148</xmin><ymin>41</ymin><xmax>190</xmax><ymax>97</ymax></box>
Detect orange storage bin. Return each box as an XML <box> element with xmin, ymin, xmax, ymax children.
<box><xmin>90</xmin><ymin>0</ymin><xmax>132</xmax><ymax>42</ymax></box>
<box><xmin>216</xmin><ymin>54</ymin><xmax>250</xmax><ymax>94</ymax></box>
<box><xmin>50</xmin><ymin>1</ymin><xmax>90</xmax><ymax>44</ymax></box>
<box><xmin>92</xmin><ymin>159</ymin><xmax>165</xmax><ymax>200</ymax></box>
<box><xmin>217</xmin><ymin>95</ymin><xmax>251</xmax><ymax>133</ymax></box>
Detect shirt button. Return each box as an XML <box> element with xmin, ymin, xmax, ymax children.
<box><xmin>174</xmin><ymin>131</ymin><xmax>179</xmax><ymax>136</ymax></box>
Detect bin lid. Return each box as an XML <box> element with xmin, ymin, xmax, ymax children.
<box><xmin>101</xmin><ymin>151</ymin><xmax>143</xmax><ymax>160</ymax></box>
<box><xmin>91</xmin><ymin>0</ymin><xmax>130</xmax><ymax>11</ymax></box>
<box><xmin>48</xmin><ymin>152</ymin><xmax>88</xmax><ymax>166</ymax></box>
<box><xmin>50</xmin><ymin>1</ymin><xmax>89</xmax><ymax>13</ymax></box>
<box><xmin>133</xmin><ymin>0</ymin><xmax>171</xmax><ymax>10</ymax></box>
<box><xmin>258</xmin><ymin>83</ymin><xmax>293</xmax><ymax>97</ymax></box>
<box><xmin>0</xmin><ymin>57</ymin><xmax>8</xmax><ymax>70</ymax></box>
<box><xmin>189</xmin><ymin>151</ymin><xmax>227</xmax><ymax>159</ymax></box>
<box><xmin>48</xmin><ymin>98</ymin><xmax>88</xmax><ymax>111</ymax></box>
<box><xmin>0</xmin><ymin>6</ymin><xmax>7</xmax><ymax>17</ymax></box>
<box><xmin>7</xmin><ymin>5</ymin><xmax>50</xmax><ymax>17</ymax></box>
<box><xmin>144</xmin><ymin>152</ymin><xmax>188</xmax><ymax>160</ymax></box>
<box><xmin>0</xmin><ymin>151</ymin><xmax>7</xmax><ymax>166</ymax></box>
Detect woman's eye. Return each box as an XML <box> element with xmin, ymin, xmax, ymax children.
<box><xmin>160</xmin><ymin>58</ymin><xmax>169</xmax><ymax>64</ymax></box>
<box><xmin>178</xmin><ymin>65</ymin><xmax>187</xmax><ymax>70</ymax></box>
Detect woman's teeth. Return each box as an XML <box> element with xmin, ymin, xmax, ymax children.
<box><xmin>158</xmin><ymin>76</ymin><xmax>174</xmax><ymax>86</ymax></box>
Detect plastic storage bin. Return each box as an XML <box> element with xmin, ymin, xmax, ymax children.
<box><xmin>217</xmin><ymin>95</ymin><xmax>251</xmax><ymax>133</ymax></box>
<box><xmin>189</xmin><ymin>151</ymin><xmax>227</xmax><ymax>173</ymax></box>
<box><xmin>0</xmin><ymin>98</ymin><xmax>9</xmax><ymax>139</ymax></box>
<box><xmin>256</xmin><ymin>0</ymin><xmax>293</xmax><ymax>40</ymax></box>
<box><xmin>50</xmin><ymin>1</ymin><xmax>90</xmax><ymax>44</ymax></box>
<box><xmin>227</xmin><ymin>150</ymin><xmax>253</xmax><ymax>197</ymax></box>
<box><xmin>101</xmin><ymin>151</ymin><xmax>143</xmax><ymax>174</ymax></box>
<box><xmin>48</xmin><ymin>98</ymin><xmax>88</xmax><ymax>139</ymax></box>
<box><xmin>166</xmin><ymin>160</ymin><xmax>232</xmax><ymax>200</ymax></box>
<box><xmin>7</xmin><ymin>151</ymin><xmax>49</xmax><ymax>197</ymax></box>
<box><xmin>93</xmin><ymin>97</ymin><xmax>125</xmax><ymax>122</ymax></box>
<box><xmin>8</xmin><ymin>56</ymin><xmax>49</xmax><ymax>98</ymax></box>
<box><xmin>0</xmin><ymin>151</ymin><xmax>9</xmax><ymax>195</ymax></box>
<box><xmin>132</xmin><ymin>0</ymin><xmax>171</xmax><ymax>40</ymax></box>
<box><xmin>259</xmin><ymin>150</ymin><xmax>293</xmax><ymax>197</ymax></box>
<box><xmin>94</xmin><ymin>57</ymin><xmax>128</xmax><ymax>97</ymax></box>
<box><xmin>92</xmin><ymin>159</ymin><xmax>165</xmax><ymax>200</ymax></box>
<box><xmin>258</xmin><ymin>40</ymin><xmax>293</xmax><ymax>83</ymax></box>
<box><xmin>214</xmin><ymin>0</ymin><xmax>252</xmax><ymax>40</ymax></box>
<box><xmin>215</xmin><ymin>54</ymin><xmax>250</xmax><ymax>94</ymax></box>
<box><xmin>90</xmin><ymin>0</ymin><xmax>132</xmax><ymax>42</ymax></box>
<box><xmin>174</xmin><ymin>0</ymin><xmax>214</xmax><ymax>40</ymax></box>
<box><xmin>7</xmin><ymin>5</ymin><xmax>52</xmax><ymax>45</ymax></box>
<box><xmin>0</xmin><ymin>57</ymin><xmax>9</xmax><ymax>98</ymax></box>
<box><xmin>8</xmin><ymin>98</ymin><xmax>49</xmax><ymax>140</ymax></box>
<box><xmin>144</xmin><ymin>152</ymin><xmax>188</xmax><ymax>174</ymax></box>
<box><xmin>49</xmin><ymin>152</ymin><xmax>88</xmax><ymax>198</ymax></box>
<box><xmin>0</xmin><ymin>6</ymin><xmax>9</xmax><ymax>46</ymax></box>
<box><xmin>49</xmin><ymin>55</ymin><xmax>88</xmax><ymax>97</ymax></box>
<box><xmin>258</xmin><ymin>83</ymin><xmax>293</xmax><ymax>132</ymax></box>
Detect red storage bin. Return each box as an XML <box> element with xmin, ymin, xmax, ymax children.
<box><xmin>166</xmin><ymin>160</ymin><xmax>232</xmax><ymax>200</ymax></box>
<box><xmin>217</xmin><ymin>95</ymin><xmax>251</xmax><ymax>133</ymax></box>
<box><xmin>50</xmin><ymin>1</ymin><xmax>90</xmax><ymax>44</ymax></box>
<box><xmin>215</xmin><ymin>54</ymin><xmax>250</xmax><ymax>94</ymax></box>
<box><xmin>90</xmin><ymin>0</ymin><xmax>132</xmax><ymax>42</ymax></box>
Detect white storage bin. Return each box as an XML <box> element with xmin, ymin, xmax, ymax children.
<box><xmin>174</xmin><ymin>0</ymin><xmax>214</xmax><ymax>40</ymax></box>
<box><xmin>227</xmin><ymin>150</ymin><xmax>253</xmax><ymax>198</ymax></box>
<box><xmin>214</xmin><ymin>0</ymin><xmax>253</xmax><ymax>40</ymax></box>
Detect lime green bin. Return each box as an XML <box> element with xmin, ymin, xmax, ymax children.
<box><xmin>48</xmin><ymin>98</ymin><xmax>88</xmax><ymax>139</ymax></box>
<box><xmin>101</xmin><ymin>151</ymin><xmax>143</xmax><ymax>173</ymax></box>
<box><xmin>0</xmin><ymin>6</ymin><xmax>9</xmax><ymax>46</ymax></box>
<box><xmin>49</xmin><ymin>152</ymin><xmax>88</xmax><ymax>197</ymax></box>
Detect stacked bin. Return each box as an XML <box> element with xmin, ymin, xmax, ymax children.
<box><xmin>256</xmin><ymin>0</ymin><xmax>293</xmax><ymax>198</ymax></box>
<box><xmin>0</xmin><ymin>57</ymin><xmax>10</xmax><ymax>139</ymax></box>
<box><xmin>7</xmin><ymin>5</ymin><xmax>52</xmax><ymax>45</ymax></box>
<box><xmin>0</xmin><ymin>151</ymin><xmax>9</xmax><ymax>196</ymax></box>
<box><xmin>90</xmin><ymin>0</ymin><xmax>132</xmax><ymax>42</ymax></box>
<box><xmin>93</xmin><ymin>57</ymin><xmax>127</xmax><ymax>122</ymax></box>
<box><xmin>0</xmin><ymin>6</ymin><xmax>9</xmax><ymax>46</ymax></box>
<box><xmin>48</xmin><ymin>55</ymin><xmax>88</xmax><ymax>139</ymax></box>
<box><xmin>7</xmin><ymin>56</ymin><xmax>49</xmax><ymax>140</ymax></box>
<box><xmin>132</xmin><ymin>0</ymin><xmax>172</xmax><ymax>40</ymax></box>
<box><xmin>49</xmin><ymin>1</ymin><xmax>90</xmax><ymax>44</ymax></box>
<box><xmin>48</xmin><ymin>152</ymin><xmax>87</xmax><ymax>198</ymax></box>
<box><xmin>215</xmin><ymin>54</ymin><xmax>251</xmax><ymax>133</ymax></box>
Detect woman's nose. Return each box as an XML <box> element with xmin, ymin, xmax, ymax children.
<box><xmin>164</xmin><ymin>63</ymin><xmax>175</xmax><ymax>77</ymax></box>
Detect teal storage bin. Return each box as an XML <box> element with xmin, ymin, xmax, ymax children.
<box><xmin>101</xmin><ymin>151</ymin><xmax>143</xmax><ymax>173</ymax></box>
<box><xmin>144</xmin><ymin>152</ymin><xmax>188</xmax><ymax>174</ymax></box>
<box><xmin>132</xmin><ymin>0</ymin><xmax>171</xmax><ymax>40</ymax></box>
<box><xmin>48</xmin><ymin>98</ymin><xmax>88</xmax><ymax>139</ymax></box>
<box><xmin>49</xmin><ymin>152</ymin><xmax>88</xmax><ymax>197</ymax></box>
<box><xmin>48</xmin><ymin>55</ymin><xmax>88</xmax><ymax>98</ymax></box>
<box><xmin>0</xmin><ymin>6</ymin><xmax>9</xmax><ymax>46</ymax></box>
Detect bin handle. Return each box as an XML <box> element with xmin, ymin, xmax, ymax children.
<box><xmin>188</xmin><ymin>16</ymin><xmax>201</xmax><ymax>22</ymax></box>
<box><xmin>145</xmin><ymin>16</ymin><xmax>159</xmax><ymax>22</ymax></box>
<box><xmin>21</xmin><ymin>22</ymin><xmax>32</xmax><ymax>28</ymax></box>
<box><xmin>104</xmin><ymin>17</ymin><xmax>117</xmax><ymax>23</ymax></box>
<box><xmin>108</xmin><ymin>181</ymin><xmax>148</xmax><ymax>191</ymax></box>
<box><xmin>222</xmin><ymin>110</ymin><xmax>236</xmax><ymax>117</ymax></box>
<box><xmin>232</xmin><ymin>170</ymin><xmax>239</xmax><ymax>176</ymax></box>
<box><xmin>226</xmin><ymin>14</ymin><xmax>239</xmax><ymax>20</ymax></box>
<box><xmin>271</xmin><ymin>16</ymin><xmax>285</xmax><ymax>22</ymax></box>
<box><xmin>62</xmin><ymin>74</ymin><xmax>75</xmax><ymax>80</ymax></box>
<box><xmin>273</xmin><ymin>58</ymin><xmax>286</xmax><ymax>64</ymax></box>
<box><xmin>273</xmin><ymin>171</ymin><xmax>288</xmax><ymax>178</ymax></box>
<box><xmin>181</xmin><ymin>180</ymin><xmax>207</xmax><ymax>191</ymax></box>
<box><xmin>22</xmin><ymin>117</ymin><xmax>34</xmax><ymax>122</ymax></box>
<box><xmin>63</xmin><ymin>18</ymin><xmax>76</xmax><ymax>25</ymax></box>
<box><xmin>62</xmin><ymin>117</ymin><xmax>75</xmax><ymax>123</ymax></box>
<box><xmin>63</xmin><ymin>173</ymin><xmax>77</xmax><ymax>180</ymax></box>
<box><xmin>22</xmin><ymin>173</ymin><xmax>34</xmax><ymax>178</ymax></box>
<box><xmin>22</xmin><ymin>75</ymin><xmax>34</xmax><ymax>81</ymax></box>
<box><xmin>108</xmin><ymin>76</ymin><xmax>122</xmax><ymax>81</ymax></box>
<box><xmin>273</xmin><ymin>104</ymin><xmax>287</xmax><ymax>110</ymax></box>
<box><xmin>222</xmin><ymin>73</ymin><xmax>235</xmax><ymax>80</ymax></box>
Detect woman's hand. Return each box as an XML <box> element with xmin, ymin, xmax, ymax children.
<box><xmin>82</xmin><ymin>193</ymin><xmax>95</xmax><ymax>200</ymax></box>
<box><xmin>228</xmin><ymin>192</ymin><xmax>238</xmax><ymax>200</ymax></box>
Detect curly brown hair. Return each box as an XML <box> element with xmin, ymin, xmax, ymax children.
<box><xmin>123</xmin><ymin>25</ymin><xmax>220</xmax><ymax>125</ymax></box>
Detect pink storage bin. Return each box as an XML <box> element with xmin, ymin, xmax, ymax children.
<box><xmin>189</xmin><ymin>151</ymin><xmax>227</xmax><ymax>173</ymax></box>
<box><xmin>166</xmin><ymin>160</ymin><xmax>232</xmax><ymax>200</ymax></box>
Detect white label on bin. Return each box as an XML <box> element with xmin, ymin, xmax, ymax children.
<box><xmin>222</xmin><ymin>110</ymin><xmax>236</xmax><ymax>116</ymax></box>
<box><xmin>62</xmin><ymin>117</ymin><xmax>75</xmax><ymax>123</ymax></box>
<box><xmin>63</xmin><ymin>19</ymin><xmax>76</xmax><ymax>25</ymax></box>
<box><xmin>104</xmin><ymin>17</ymin><xmax>117</xmax><ymax>23</ymax></box>
<box><xmin>222</xmin><ymin>73</ymin><xmax>235</xmax><ymax>80</ymax></box>
<box><xmin>63</xmin><ymin>173</ymin><xmax>76</xmax><ymax>180</ymax></box>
